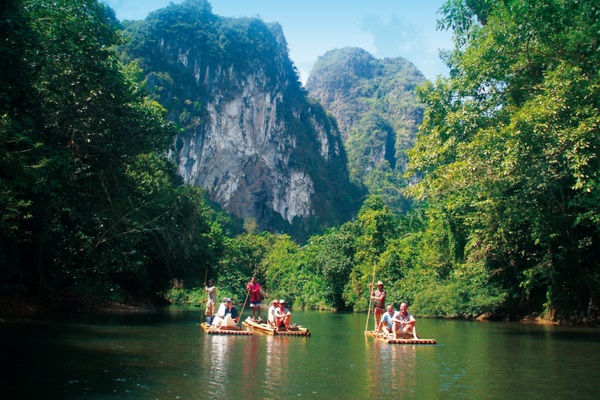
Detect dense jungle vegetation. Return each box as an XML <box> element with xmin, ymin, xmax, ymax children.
<box><xmin>1</xmin><ymin>0</ymin><xmax>598</xmax><ymax>324</ymax></box>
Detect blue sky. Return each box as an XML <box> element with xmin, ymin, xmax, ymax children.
<box><xmin>103</xmin><ymin>0</ymin><xmax>453</xmax><ymax>84</ymax></box>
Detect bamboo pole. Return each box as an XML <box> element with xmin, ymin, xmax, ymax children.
<box><xmin>237</xmin><ymin>286</ymin><xmax>251</xmax><ymax>326</ymax></box>
<box><xmin>200</xmin><ymin>266</ymin><xmax>209</xmax><ymax>321</ymax></box>
<box><xmin>364</xmin><ymin>262</ymin><xmax>377</xmax><ymax>334</ymax></box>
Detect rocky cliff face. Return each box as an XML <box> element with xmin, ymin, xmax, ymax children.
<box><xmin>122</xmin><ymin>0</ymin><xmax>360</xmax><ymax>239</ymax></box>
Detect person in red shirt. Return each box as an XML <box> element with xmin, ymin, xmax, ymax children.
<box><xmin>246</xmin><ymin>276</ymin><xmax>262</xmax><ymax>321</ymax></box>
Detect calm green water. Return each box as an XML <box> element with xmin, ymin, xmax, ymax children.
<box><xmin>1</xmin><ymin>307</ymin><xmax>599</xmax><ymax>399</ymax></box>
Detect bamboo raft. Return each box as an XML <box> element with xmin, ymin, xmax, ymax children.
<box><xmin>200</xmin><ymin>322</ymin><xmax>252</xmax><ymax>336</ymax></box>
<box><xmin>366</xmin><ymin>330</ymin><xmax>436</xmax><ymax>345</ymax></box>
<box><xmin>242</xmin><ymin>318</ymin><xmax>310</xmax><ymax>336</ymax></box>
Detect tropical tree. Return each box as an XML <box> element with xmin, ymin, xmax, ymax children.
<box><xmin>407</xmin><ymin>0</ymin><xmax>600</xmax><ymax>321</ymax></box>
<box><xmin>1</xmin><ymin>0</ymin><xmax>221</xmax><ymax>308</ymax></box>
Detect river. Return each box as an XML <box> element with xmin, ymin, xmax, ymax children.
<box><xmin>1</xmin><ymin>306</ymin><xmax>598</xmax><ymax>399</ymax></box>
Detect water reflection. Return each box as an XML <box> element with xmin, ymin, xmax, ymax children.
<box><xmin>240</xmin><ymin>335</ymin><xmax>259</xmax><ymax>394</ymax></box>
<box><xmin>264</xmin><ymin>335</ymin><xmax>290</xmax><ymax>394</ymax></box>
<box><xmin>364</xmin><ymin>337</ymin><xmax>418</xmax><ymax>395</ymax></box>
<box><xmin>202</xmin><ymin>335</ymin><xmax>235</xmax><ymax>396</ymax></box>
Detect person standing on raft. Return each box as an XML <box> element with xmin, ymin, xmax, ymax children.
<box><xmin>369</xmin><ymin>281</ymin><xmax>386</xmax><ymax>330</ymax></box>
<box><xmin>246</xmin><ymin>276</ymin><xmax>262</xmax><ymax>321</ymax></box>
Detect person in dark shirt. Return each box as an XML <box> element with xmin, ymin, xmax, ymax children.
<box><xmin>218</xmin><ymin>299</ymin><xmax>239</xmax><ymax>329</ymax></box>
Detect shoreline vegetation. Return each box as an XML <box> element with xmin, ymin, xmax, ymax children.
<box><xmin>1</xmin><ymin>295</ymin><xmax>596</xmax><ymax>328</ymax></box>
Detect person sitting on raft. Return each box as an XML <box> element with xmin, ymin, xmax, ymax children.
<box><xmin>210</xmin><ymin>297</ymin><xmax>229</xmax><ymax>328</ymax></box>
<box><xmin>267</xmin><ymin>299</ymin><xmax>279</xmax><ymax>326</ymax></box>
<box><xmin>375</xmin><ymin>305</ymin><xmax>395</xmax><ymax>337</ymax></box>
<box><xmin>215</xmin><ymin>299</ymin><xmax>239</xmax><ymax>330</ymax></box>
<box><xmin>274</xmin><ymin>299</ymin><xmax>291</xmax><ymax>331</ymax></box>
<box><xmin>392</xmin><ymin>302</ymin><xmax>418</xmax><ymax>339</ymax></box>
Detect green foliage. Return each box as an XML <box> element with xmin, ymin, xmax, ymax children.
<box><xmin>216</xmin><ymin>232</ymin><xmax>279</xmax><ymax>302</ymax></box>
<box><xmin>262</xmin><ymin>235</ymin><xmax>303</xmax><ymax>304</ymax></box>
<box><xmin>166</xmin><ymin>287</ymin><xmax>206</xmax><ymax>305</ymax></box>
<box><xmin>0</xmin><ymin>0</ymin><xmax>223</xmax><ymax>308</ymax></box>
<box><xmin>406</xmin><ymin>0</ymin><xmax>600</xmax><ymax>321</ymax></box>
<box><xmin>3</xmin><ymin>0</ymin><xmax>596</xmax><ymax>324</ymax></box>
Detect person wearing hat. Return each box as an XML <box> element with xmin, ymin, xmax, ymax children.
<box><xmin>369</xmin><ymin>281</ymin><xmax>386</xmax><ymax>331</ymax></box>
<box><xmin>274</xmin><ymin>299</ymin><xmax>291</xmax><ymax>331</ymax></box>
<box><xmin>203</xmin><ymin>279</ymin><xmax>217</xmax><ymax>324</ymax></box>
<box><xmin>219</xmin><ymin>298</ymin><xmax>239</xmax><ymax>329</ymax></box>
<box><xmin>267</xmin><ymin>299</ymin><xmax>279</xmax><ymax>327</ymax></box>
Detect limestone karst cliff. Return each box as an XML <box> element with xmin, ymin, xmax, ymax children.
<box><xmin>121</xmin><ymin>0</ymin><xmax>361</xmax><ymax>240</ymax></box>
<box><xmin>306</xmin><ymin>47</ymin><xmax>426</xmax><ymax>211</ymax></box>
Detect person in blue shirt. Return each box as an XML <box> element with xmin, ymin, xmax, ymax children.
<box><xmin>375</xmin><ymin>304</ymin><xmax>395</xmax><ymax>337</ymax></box>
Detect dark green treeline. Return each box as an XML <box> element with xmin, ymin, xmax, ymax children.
<box><xmin>0</xmin><ymin>0</ymin><xmax>225</xmax><ymax>309</ymax></box>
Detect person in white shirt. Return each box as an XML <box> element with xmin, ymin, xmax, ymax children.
<box><xmin>203</xmin><ymin>279</ymin><xmax>217</xmax><ymax>324</ymax></box>
<box><xmin>219</xmin><ymin>299</ymin><xmax>239</xmax><ymax>329</ymax></box>
<box><xmin>211</xmin><ymin>297</ymin><xmax>229</xmax><ymax>328</ymax></box>
<box><xmin>274</xmin><ymin>299</ymin><xmax>291</xmax><ymax>330</ymax></box>
<box><xmin>392</xmin><ymin>302</ymin><xmax>418</xmax><ymax>339</ymax></box>
<box><xmin>267</xmin><ymin>299</ymin><xmax>279</xmax><ymax>326</ymax></box>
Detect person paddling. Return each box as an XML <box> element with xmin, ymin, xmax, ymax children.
<box><xmin>246</xmin><ymin>276</ymin><xmax>262</xmax><ymax>321</ymax></box>
<box><xmin>203</xmin><ymin>279</ymin><xmax>217</xmax><ymax>324</ymax></box>
<box><xmin>369</xmin><ymin>281</ymin><xmax>386</xmax><ymax>330</ymax></box>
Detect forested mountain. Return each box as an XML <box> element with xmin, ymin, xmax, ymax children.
<box><xmin>118</xmin><ymin>0</ymin><xmax>362</xmax><ymax>241</ymax></box>
<box><xmin>306</xmin><ymin>48</ymin><xmax>427</xmax><ymax>211</ymax></box>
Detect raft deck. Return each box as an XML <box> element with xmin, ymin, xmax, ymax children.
<box><xmin>243</xmin><ymin>318</ymin><xmax>310</xmax><ymax>336</ymax></box>
<box><xmin>201</xmin><ymin>322</ymin><xmax>252</xmax><ymax>335</ymax></box>
<box><xmin>366</xmin><ymin>330</ymin><xmax>436</xmax><ymax>345</ymax></box>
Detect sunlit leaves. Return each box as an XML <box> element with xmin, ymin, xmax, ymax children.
<box><xmin>407</xmin><ymin>0</ymin><xmax>600</xmax><ymax>320</ymax></box>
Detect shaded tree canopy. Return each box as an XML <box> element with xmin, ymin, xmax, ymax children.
<box><xmin>1</xmin><ymin>0</ymin><xmax>224</xmax><ymax>309</ymax></box>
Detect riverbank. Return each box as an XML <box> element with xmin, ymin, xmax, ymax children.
<box><xmin>2</xmin><ymin>295</ymin><xmax>597</xmax><ymax>327</ymax></box>
<box><xmin>0</xmin><ymin>294</ymin><xmax>160</xmax><ymax>318</ymax></box>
